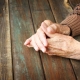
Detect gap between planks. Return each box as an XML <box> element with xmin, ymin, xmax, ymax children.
<box><xmin>3</xmin><ymin>0</ymin><xmax>13</xmax><ymax>79</ymax></box>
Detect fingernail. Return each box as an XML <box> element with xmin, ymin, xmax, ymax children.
<box><xmin>44</xmin><ymin>42</ymin><xmax>47</xmax><ymax>46</ymax></box>
<box><xmin>47</xmin><ymin>25</ymin><xmax>57</xmax><ymax>33</ymax></box>
<box><xmin>24</xmin><ymin>42</ymin><xmax>26</xmax><ymax>45</ymax></box>
<box><xmin>47</xmin><ymin>27</ymin><xmax>54</xmax><ymax>33</ymax></box>
<box><xmin>35</xmin><ymin>47</ymin><xmax>39</xmax><ymax>51</ymax></box>
<box><xmin>42</xmin><ymin>22</ymin><xmax>47</xmax><ymax>28</ymax></box>
<box><xmin>41</xmin><ymin>48</ymin><xmax>46</xmax><ymax>53</ymax></box>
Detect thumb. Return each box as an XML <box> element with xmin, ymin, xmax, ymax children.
<box><xmin>41</xmin><ymin>22</ymin><xmax>58</xmax><ymax>38</ymax></box>
<box><xmin>47</xmin><ymin>24</ymin><xmax>57</xmax><ymax>34</ymax></box>
<box><xmin>45</xmin><ymin>24</ymin><xmax>58</xmax><ymax>38</ymax></box>
<box><xmin>48</xmin><ymin>24</ymin><xmax>70</xmax><ymax>36</ymax></box>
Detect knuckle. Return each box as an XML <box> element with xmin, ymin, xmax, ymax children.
<box><xmin>37</xmin><ymin>28</ymin><xmax>40</xmax><ymax>33</ymax></box>
<box><xmin>43</xmin><ymin>20</ymin><xmax>53</xmax><ymax>26</ymax></box>
<box><xmin>37</xmin><ymin>28</ymin><xmax>44</xmax><ymax>34</ymax></box>
<box><xmin>43</xmin><ymin>20</ymin><xmax>51</xmax><ymax>23</ymax></box>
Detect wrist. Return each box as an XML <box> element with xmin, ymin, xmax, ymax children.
<box><xmin>62</xmin><ymin>25</ymin><xmax>71</xmax><ymax>35</ymax></box>
<box><xmin>56</xmin><ymin>24</ymin><xmax>71</xmax><ymax>35</ymax></box>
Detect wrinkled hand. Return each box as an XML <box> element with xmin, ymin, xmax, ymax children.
<box><xmin>46</xmin><ymin>33</ymin><xmax>80</xmax><ymax>60</ymax></box>
<box><xmin>46</xmin><ymin>33</ymin><xmax>77</xmax><ymax>59</ymax></box>
<box><xmin>24</xmin><ymin>20</ymin><xmax>70</xmax><ymax>52</ymax></box>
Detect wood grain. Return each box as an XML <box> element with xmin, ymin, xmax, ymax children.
<box><xmin>69</xmin><ymin>0</ymin><xmax>80</xmax><ymax>8</ymax></box>
<box><xmin>0</xmin><ymin>0</ymin><xmax>13</xmax><ymax>80</ymax></box>
<box><xmin>49</xmin><ymin>0</ymin><xmax>73</xmax><ymax>23</ymax></box>
<box><xmin>9</xmin><ymin>0</ymin><xmax>45</xmax><ymax>80</ymax></box>
<box><xmin>29</xmin><ymin>0</ymin><xmax>76</xmax><ymax>80</ymax></box>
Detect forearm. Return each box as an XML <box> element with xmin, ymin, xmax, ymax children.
<box><xmin>61</xmin><ymin>3</ymin><xmax>80</xmax><ymax>37</ymax></box>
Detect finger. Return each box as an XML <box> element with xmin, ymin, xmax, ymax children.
<box><xmin>37</xmin><ymin>28</ymin><xmax>48</xmax><ymax>46</ymax></box>
<box><xmin>41</xmin><ymin>22</ymin><xmax>48</xmax><ymax>33</ymax></box>
<box><xmin>31</xmin><ymin>35</ymin><xmax>39</xmax><ymax>51</ymax></box>
<box><xmin>48</xmin><ymin>24</ymin><xmax>70</xmax><ymax>35</ymax></box>
<box><xmin>43</xmin><ymin>20</ymin><xmax>53</xmax><ymax>26</ymax></box>
<box><xmin>56</xmin><ymin>24</ymin><xmax>70</xmax><ymax>35</ymax></box>
<box><xmin>47</xmin><ymin>24</ymin><xmax>57</xmax><ymax>34</ymax></box>
<box><xmin>41</xmin><ymin>22</ymin><xmax>57</xmax><ymax>37</ymax></box>
<box><xmin>24</xmin><ymin>37</ymin><xmax>31</xmax><ymax>45</ymax></box>
<box><xmin>26</xmin><ymin>42</ymin><xmax>33</xmax><ymax>47</ymax></box>
<box><xmin>34</xmin><ymin>34</ymin><xmax>46</xmax><ymax>52</ymax></box>
<box><xmin>40</xmin><ymin>20</ymin><xmax>53</xmax><ymax>34</ymax></box>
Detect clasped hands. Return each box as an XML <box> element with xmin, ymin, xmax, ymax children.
<box><xmin>24</xmin><ymin>20</ymin><xmax>79</xmax><ymax>59</ymax></box>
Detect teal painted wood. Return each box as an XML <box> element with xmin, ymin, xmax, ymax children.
<box><xmin>9</xmin><ymin>0</ymin><xmax>45</xmax><ymax>80</ymax></box>
<box><xmin>29</xmin><ymin>0</ymin><xmax>76</xmax><ymax>80</ymax></box>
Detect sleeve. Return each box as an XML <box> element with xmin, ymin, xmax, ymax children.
<box><xmin>60</xmin><ymin>4</ymin><xmax>80</xmax><ymax>37</ymax></box>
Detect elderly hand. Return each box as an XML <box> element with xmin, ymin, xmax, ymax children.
<box><xmin>46</xmin><ymin>33</ymin><xmax>80</xmax><ymax>59</ymax></box>
<box><xmin>24</xmin><ymin>20</ymin><xmax>70</xmax><ymax>52</ymax></box>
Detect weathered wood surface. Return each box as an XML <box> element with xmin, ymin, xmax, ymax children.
<box><xmin>29</xmin><ymin>0</ymin><xmax>76</xmax><ymax>80</ymax></box>
<box><xmin>0</xmin><ymin>0</ymin><xmax>13</xmax><ymax>80</ymax></box>
<box><xmin>68</xmin><ymin>0</ymin><xmax>80</xmax><ymax>80</ymax></box>
<box><xmin>0</xmin><ymin>0</ymin><xmax>80</xmax><ymax>80</ymax></box>
<box><xmin>9</xmin><ymin>0</ymin><xmax>45</xmax><ymax>80</ymax></box>
<box><xmin>49</xmin><ymin>0</ymin><xmax>73</xmax><ymax>23</ymax></box>
<box><xmin>69</xmin><ymin>0</ymin><xmax>80</xmax><ymax>8</ymax></box>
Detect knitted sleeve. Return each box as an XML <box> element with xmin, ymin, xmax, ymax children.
<box><xmin>60</xmin><ymin>4</ymin><xmax>80</xmax><ymax>37</ymax></box>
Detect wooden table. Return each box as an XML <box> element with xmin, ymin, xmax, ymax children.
<box><xmin>0</xmin><ymin>0</ymin><xmax>80</xmax><ymax>80</ymax></box>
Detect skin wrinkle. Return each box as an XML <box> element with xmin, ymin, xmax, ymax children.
<box><xmin>46</xmin><ymin>33</ymin><xmax>80</xmax><ymax>60</ymax></box>
<box><xmin>54</xmin><ymin>24</ymin><xmax>70</xmax><ymax>35</ymax></box>
<box><xmin>46</xmin><ymin>34</ymin><xmax>75</xmax><ymax>58</ymax></box>
<box><xmin>46</xmin><ymin>46</ymin><xmax>74</xmax><ymax>58</ymax></box>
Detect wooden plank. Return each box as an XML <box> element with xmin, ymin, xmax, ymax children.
<box><xmin>68</xmin><ymin>0</ymin><xmax>80</xmax><ymax>80</ymax></box>
<box><xmin>29</xmin><ymin>0</ymin><xmax>76</xmax><ymax>80</ymax></box>
<box><xmin>48</xmin><ymin>0</ymin><xmax>73</xmax><ymax>23</ymax></box>
<box><xmin>9</xmin><ymin>0</ymin><xmax>45</xmax><ymax>80</ymax></box>
<box><xmin>69</xmin><ymin>0</ymin><xmax>80</xmax><ymax>8</ymax></box>
<box><xmin>0</xmin><ymin>0</ymin><xmax>13</xmax><ymax>80</ymax></box>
